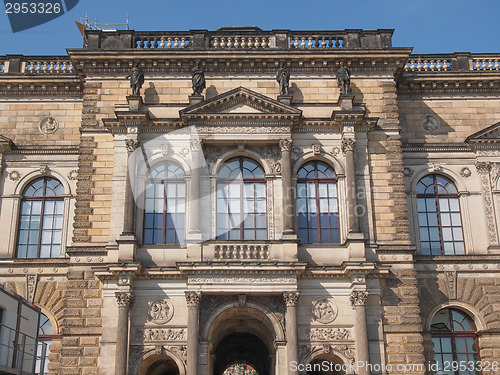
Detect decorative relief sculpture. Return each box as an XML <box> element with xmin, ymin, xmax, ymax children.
<box><xmin>135</xmin><ymin>328</ymin><xmax>186</xmax><ymax>342</ymax></box>
<box><xmin>125</xmin><ymin>139</ymin><xmax>140</xmax><ymax>154</ymax></box>
<box><xmin>39</xmin><ymin>117</ymin><xmax>59</xmax><ymax>134</ymax></box>
<box><xmin>336</xmin><ymin>62</ymin><xmax>351</xmax><ymax>95</ymax></box>
<box><xmin>276</xmin><ymin>62</ymin><xmax>290</xmax><ymax>96</ymax></box>
<box><xmin>148</xmin><ymin>299</ymin><xmax>174</xmax><ymax>324</ymax></box>
<box><xmin>185</xmin><ymin>291</ymin><xmax>201</xmax><ymax>307</ymax></box>
<box><xmin>191</xmin><ymin>62</ymin><xmax>206</xmax><ymax>95</ymax></box>
<box><xmin>403</xmin><ymin>167</ymin><xmax>414</xmax><ymax>179</ymax></box>
<box><xmin>283</xmin><ymin>291</ymin><xmax>300</xmax><ymax>306</ymax></box>
<box><xmin>26</xmin><ymin>275</ymin><xmax>38</xmax><ymax>302</ymax></box>
<box><xmin>9</xmin><ymin>170</ymin><xmax>21</xmax><ymax>181</ymax></box>
<box><xmin>311</xmin><ymin>299</ymin><xmax>338</xmax><ymax>324</ymax></box>
<box><xmin>421</xmin><ymin>114</ymin><xmax>440</xmax><ymax>133</ymax></box>
<box><xmin>68</xmin><ymin>169</ymin><xmax>78</xmax><ymax>181</ymax></box>
<box><xmin>126</xmin><ymin>62</ymin><xmax>145</xmax><ymax>96</ymax></box>
<box><xmin>306</xmin><ymin>327</ymin><xmax>350</xmax><ymax>341</ymax></box>
<box><xmin>341</xmin><ymin>138</ymin><xmax>356</xmax><ymax>153</ymax></box>
<box><xmin>445</xmin><ymin>271</ymin><xmax>457</xmax><ymax>300</ymax></box>
<box><xmin>279</xmin><ymin>139</ymin><xmax>292</xmax><ymax>153</ymax></box>
<box><xmin>115</xmin><ymin>292</ymin><xmax>134</xmax><ymax>308</ymax></box>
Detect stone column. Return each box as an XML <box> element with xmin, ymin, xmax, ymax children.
<box><xmin>283</xmin><ymin>291</ymin><xmax>299</xmax><ymax>375</ymax></box>
<box><xmin>185</xmin><ymin>291</ymin><xmax>201</xmax><ymax>375</ymax></box>
<box><xmin>350</xmin><ymin>291</ymin><xmax>370</xmax><ymax>375</ymax></box>
<box><xmin>189</xmin><ymin>139</ymin><xmax>202</xmax><ymax>236</ymax></box>
<box><xmin>115</xmin><ymin>291</ymin><xmax>133</xmax><ymax>375</ymax></box>
<box><xmin>279</xmin><ymin>139</ymin><xmax>295</xmax><ymax>236</ymax></box>
<box><xmin>123</xmin><ymin>139</ymin><xmax>140</xmax><ymax>234</ymax></box>
<box><xmin>342</xmin><ymin>137</ymin><xmax>360</xmax><ymax>233</ymax></box>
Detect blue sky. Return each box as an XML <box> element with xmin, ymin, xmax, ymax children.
<box><xmin>1</xmin><ymin>0</ymin><xmax>499</xmax><ymax>55</ymax></box>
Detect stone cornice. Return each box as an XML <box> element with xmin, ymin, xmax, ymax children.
<box><xmin>0</xmin><ymin>75</ymin><xmax>82</xmax><ymax>97</ymax></box>
<box><xmin>177</xmin><ymin>261</ymin><xmax>308</xmax><ymax>275</ymax></box>
<box><xmin>402</xmin><ymin>143</ymin><xmax>471</xmax><ymax>153</ymax></box>
<box><xmin>397</xmin><ymin>76</ymin><xmax>500</xmax><ymax>95</ymax></box>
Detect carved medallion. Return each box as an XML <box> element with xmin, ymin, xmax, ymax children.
<box><xmin>39</xmin><ymin>117</ymin><xmax>59</xmax><ymax>135</ymax></box>
<box><xmin>148</xmin><ymin>299</ymin><xmax>174</xmax><ymax>324</ymax></box>
<box><xmin>312</xmin><ymin>299</ymin><xmax>337</xmax><ymax>324</ymax></box>
<box><xmin>421</xmin><ymin>114</ymin><xmax>440</xmax><ymax>133</ymax></box>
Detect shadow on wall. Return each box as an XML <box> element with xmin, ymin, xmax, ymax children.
<box><xmin>144</xmin><ymin>83</ymin><xmax>160</xmax><ymax>104</ymax></box>
<box><xmin>206</xmin><ymin>85</ymin><xmax>219</xmax><ymax>99</ymax></box>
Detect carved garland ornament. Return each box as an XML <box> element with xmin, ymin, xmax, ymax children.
<box><xmin>148</xmin><ymin>299</ymin><xmax>174</xmax><ymax>324</ymax></box>
<box><xmin>135</xmin><ymin>328</ymin><xmax>187</xmax><ymax>342</ymax></box>
<box><xmin>307</xmin><ymin>328</ymin><xmax>350</xmax><ymax>341</ymax></box>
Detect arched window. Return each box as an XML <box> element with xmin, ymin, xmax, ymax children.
<box><xmin>217</xmin><ymin>157</ymin><xmax>267</xmax><ymax>240</ymax></box>
<box><xmin>35</xmin><ymin>313</ymin><xmax>53</xmax><ymax>375</ymax></box>
<box><xmin>416</xmin><ymin>175</ymin><xmax>464</xmax><ymax>255</ymax></box>
<box><xmin>297</xmin><ymin>161</ymin><xmax>339</xmax><ymax>244</ymax></box>
<box><xmin>144</xmin><ymin>162</ymin><xmax>185</xmax><ymax>244</ymax></box>
<box><xmin>17</xmin><ymin>177</ymin><xmax>64</xmax><ymax>258</ymax></box>
<box><xmin>430</xmin><ymin>308</ymin><xmax>479</xmax><ymax>374</ymax></box>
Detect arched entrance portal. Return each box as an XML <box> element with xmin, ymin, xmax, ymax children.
<box><xmin>203</xmin><ymin>302</ymin><xmax>285</xmax><ymax>375</ymax></box>
<box><xmin>138</xmin><ymin>354</ymin><xmax>182</xmax><ymax>375</ymax></box>
<box><xmin>215</xmin><ymin>333</ymin><xmax>269</xmax><ymax>375</ymax></box>
<box><xmin>307</xmin><ymin>354</ymin><xmax>345</xmax><ymax>375</ymax></box>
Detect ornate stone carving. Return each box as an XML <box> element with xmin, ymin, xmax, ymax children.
<box><xmin>266</xmin><ymin>179</ymin><xmax>275</xmax><ymax>240</ymax></box>
<box><xmin>39</xmin><ymin>117</ymin><xmax>59</xmax><ymax>134</ymax></box>
<box><xmin>191</xmin><ymin>61</ymin><xmax>206</xmax><ymax>95</ymax></box>
<box><xmin>148</xmin><ymin>299</ymin><xmax>174</xmax><ymax>324</ymax></box>
<box><xmin>290</xmin><ymin>146</ymin><xmax>303</xmax><ymax>161</ymax></box>
<box><xmin>312</xmin><ymin>299</ymin><xmax>337</xmax><ymax>324</ymax></box>
<box><xmin>459</xmin><ymin>167</ymin><xmax>472</xmax><ymax>179</ymax></box>
<box><xmin>135</xmin><ymin>328</ymin><xmax>186</xmax><ymax>342</ymax></box>
<box><xmin>185</xmin><ymin>291</ymin><xmax>201</xmax><ymax>307</ymax></box>
<box><xmin>165</xmin><ymin>345</ymin><xmax>188</xmax><ymax>364</ymax></box>
<box><xmin>445</xmin><ymin>271</ymin><xmax>457</xmax><ymax>300</ymax></box>
<box><xmin>299</xmin><ymin>344</ymin><xmax>355</xmax><ymax>365</ymax></box>
<box><xmin>190</xmin><ymin>276</ymin><xmax>295</xmax><ymax>284</ymax></box>
<box><xmin>479</xmin><ymin>171</ymin><xmax>498</xmax><ymax>244</ymax></box>
<box><xmin>421</xmin><ymin>114</ymin><xmax>440</xmax><ymax>133</ymax></box>
<box><xmin>259</xmin><ymin>146</ymin><xmax>281</xmax><ymax>173</ymax></box>
<box><xmin>279</xmin><ymin>139</ymin><xmax>292</xmax><ymax>152</ymax></box>
<box><xmin>312</xmin><ymin>144</ymin><xmax>321</xmax><ymax>156</ymax></box>
<box><xmin>332</xmin><ymin>344</ymin><xmax>356</xmax><ymax>364</ymax></box>
<box><xmin>403</xmin><ymin>167</ymin><xmax>413</xmax><ymax>179</ymax></box>
<box><xmin>336</xmin><ymin>62</ymin><xmax>351</xmax><ymax>95</ymax></box>
<box><xmin>190</xmin><ymin>139</ymin><xmax>202</xmax><ymax>152</ymax></box>
<box><xmin>350</xmin><ymin>291</ymin><xmax>369</xmax><ymax>307</ymax></box>
<box><xmin>475</xmin><ymin>161</ymin><xmax>491</xmax><ymax>173</ymax></box>
<box><xmin>490</xmin><ymin>163</ymin><xmax>500</xmax><ymax>187</ymax></box>
<box><xmin>276</xmin><ymin>62</ymin><xmax>290</xmax><ymax>96</ymax></box>
<box><xmin>283</xmin><ymin>291</ymin><xmax>299</xmax><ymax>306</ymax></box>
<box><xmin>307</xmin><ymin>328</ymin><xmax>350</xmax><ymax>341</ymax></box>
<box><xmin>199</xmin><ymin>295</ymin><xmax>236</xmax><ymax>332</ymax></box>
<box><xmin>341</xmin><ymin>138</ymin><xmax>356</xmax><ymax>153</ymax></box>
<box><xmin>68</xmin><ymin>169</ymin><xmax>78</xmax><ymax>181</ymax></box>
<box><xmin>161</xmin><ymin>143</ymin><xmax>172</xmax><ymax>156</ymax></box>
<box><xmin>26</xmin><ymin>275</ymin><xmax>38</xmax><ymax>302</ymax></box>
<box><xmin>125</xmin><ymin>139</ymin><xmax>140</xmax><ymax>154</ymax></box>
<box><xmin>115</xmin><ymin>292</ymin><xmax>133</xmax><ymax>308</ymax></box>
<box><xmin>126</xmin><ymin>62</ymin><xmax>145</xmax><ymax>96</ymax></box>
<box><xmin>39</xmin><ymin>165</ymin><xmax>49</xmax><ymax>174</ymax></box>
<box><xmin>9</xmin><ymin>170</ymin><xmax>21</xmax><ymax>181</ymax></box>
<box><xmin>238</xmin><ymin>294</ymin><xmax>247</xmax><ymax>306</ymax></box>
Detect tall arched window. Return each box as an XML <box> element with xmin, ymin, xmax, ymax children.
<box><xmin>430</xmin><ymin>308</ymin><xmax>479</xmax><ymax>374</ymax></box>
<box><xmin>217</xmin><ymin>157</ymin><xmax>267</xmax><ymax>240</ymax></box>
<box><xmin>297</xmin><ymin>161</ymin><xmax>339</xmax><ymax>244</ymax></box>
<box><xmin>144</xmin><ymin>162</ymin><xmax>185</xmax><ymax>244</ymax></box>
<box><xmin>35</xmin><ymin>313</ymin><xmax>53</xmax><ymax>375</ymax></box>
<box><xmin>17</xmin><ymin>177</ymin><xmax>64</xmax><ymax>258</ymax></box>
<box><xmin>416</xmin><ymin>175</ymin><xmax>464</xmax><ymax>255</ymax></box>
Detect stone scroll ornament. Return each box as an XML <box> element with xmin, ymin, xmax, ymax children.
<box><xmin>148</xmin><ymin>299</ymin><xmax>174</xmax><ymax>324</ymax></box>
<box><xmin>126</xmin><ymin>62</ymin><xmax>145</xmax><ymax>96</ymax></box>
<box><xmin>312</xmin><ymin>299</ymin><xmax>338</xmax><ymax>324</ymax></box>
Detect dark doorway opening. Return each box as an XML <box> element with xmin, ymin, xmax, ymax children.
<box><xmin>145</xmin><ymin>358</ymin><xmax>179</xmax><ymax>375</ymax></box>
<box><xmin>214</xmin><ymin>332</ymin><xmax>269</xmax><ymax>375</ymax></box>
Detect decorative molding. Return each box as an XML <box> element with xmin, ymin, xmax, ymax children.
<box><xmin>38</xmin><ymin>117</ymin><xmax>59</xmax><ymax>135</ymax></box>
<box><xmin>459</xmin><ymin>167</ymin><xmax>472</xmax><ymax>179</ymax></box>
<box><xmin>445</xmin><ymin>271</ymin><xmax>457</xmax><ymax>300</ymax></box>
<box><xmin>283</xmin><ymin>291</ymin><xmax>299</xmax><ymax>307</ymax></box>
<box><xmin>312</xmin><ymin>144</ymin><xmax>322</xmax><ymax>156</ymax></box>
<box><xmin>26</xmin><ymin>275</ymin><xmax>38</xmax><ymax>302</ymax></box>
<box><xmin>490</xmin><ymin>163</ymin><xmax>500</xmax><ymax>187</ymax></box>
<box><xmin>9</xmin><ymin>170</ymin><xmax>21</xmax><ymax>181</ymax></box>
<box><xmin>350</xmin><ymin>291</ymin><xmax>369</xmax><ymax>307</ymax></box>
<box><xmin>68</xmin><ymin>169</ymin><xmax>78</xmax><ymax>181</ymax></box>
<box><xmin>189</xmin><ymin>276</ymin><xmax>296</xmax><ymax>284</ymax></box>
<box><xmin>125</xmin><ymin>139</ymin><xmax>140</xmax><ymax>154</ymax></box>
<box><xmin>478</xmin><ymin>171</ymin><xmax>498</xmax><ymax>245</ymax></box>
<box><xmin>115</xmin><ymin>292</ymin><xmax>134</xmax><ymax>308</ymax></box>
<box><xmin>148</xmin><ymin>299</ymin><xmax>174</xmax><ymax>324</ymax></box>
<box><xmin>475</xmin><ymin>161</ymin><xmax>491</xmax><ymax>173</ymax></box>
<box><xmin>185</xmin><ymin>291</ymin><xmax>201</xmax><ymax>307</ymax></box>
<box><xmin>306</xmin><ymin>328</ymin><xmax>350</xmax><ymax>341</ymax></box>
<box><xmin>311</xmin><ymin>299</ymin><xmax>338</xmax><ymax>324</ymax></box>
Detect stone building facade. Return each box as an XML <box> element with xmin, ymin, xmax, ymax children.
<box><xmin>0</xmin><ymin>27</ymin><xmax>499</xmax><ymax>375</ymax></box>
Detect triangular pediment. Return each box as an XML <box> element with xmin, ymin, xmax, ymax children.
<box><xmin>180</xmin><ymin>87</ymin><xmax>301</xmax><ymax>120</ymax></box>
<box><xmin>466</xmin><ymin>122</ymin><xmax>500</xmax><ymax>144</ymax></box>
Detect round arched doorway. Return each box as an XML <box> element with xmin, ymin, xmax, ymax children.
<box><xmin>204</xmin><ymin>303</ymin><xmax>283</xmax><ymax>375</ymax></box>
<box><xmin>138</xmin><ymin>354</ymin><xmax>181</xmax><ymax>375</ymax></box>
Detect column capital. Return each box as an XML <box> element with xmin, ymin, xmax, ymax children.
<box><xmin>185</xmin><ymin>291</ymin><xmax>202</xmax><ymax>307</ymax></box>
<box><xmin>341</xmin><ymin>137</ymin><xmax>356</xmax><ymax>154</ymax></box>
<box><xmin>475</xmin><ymin>161</ymin><xmax>491</xmax><ymax>174</ymax></box>
<box><xmin>115</xmin><ymin>291</ymin><xmax>134</xmax><ymax>308</ymax></box>
<box><xmin>283</xmin><ymin>291</ymin><xmax>300</xmax><ymax>307</ymax></box>
<box><xmin>125</xmin><ymin>138</ymin><xmax>140</xmax><ymax>154</ymax></box>
<box><xmin>190</xmin><ymin>138</ymin><xmax>203</xmax><ymax>152</ymax></box>
<box><xmin>350</xmin><ymin>291</ymin><xmax>369</xmax><ymax>307</ymax></box>
<box><xmin>279</xmin><ymin>139</ymin><xmax>293</xmax><ymax>152</ymax></box>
